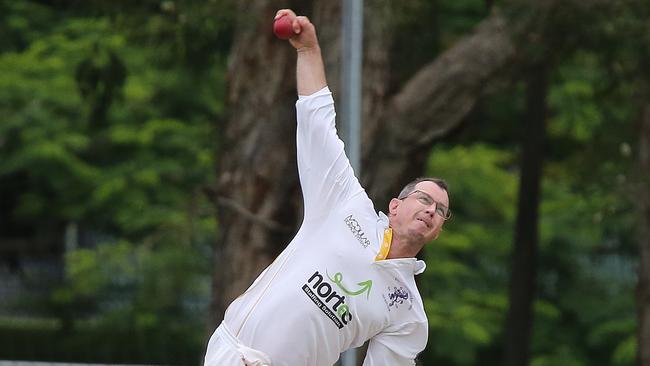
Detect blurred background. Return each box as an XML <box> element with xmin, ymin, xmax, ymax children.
<box><xmin>0</xmin><ymin>0</ymin><xmax>648</xmax><ymax>365</ymax></box>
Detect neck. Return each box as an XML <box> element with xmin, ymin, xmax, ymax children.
<box><xmin>386</xmin><ymin>231</ymin><xmax>423</xmax><ymax>259</ymax></box>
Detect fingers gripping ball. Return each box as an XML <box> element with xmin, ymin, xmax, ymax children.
<box><xmin>273</xmin><ymin>14</ymin><xmax>295</xmax><ymax>40</ymax></box>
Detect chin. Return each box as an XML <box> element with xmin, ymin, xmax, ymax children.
<box><xmin>405</xmin><ymin>229</ymin><xmax>427</xmax><ymax>246</ymax></box>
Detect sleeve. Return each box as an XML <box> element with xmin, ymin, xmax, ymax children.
<box><xmin>362</xmin><ymin>321</ymin><xmax>428</xmax><ymax>366</ymax></box>
<box><xmin>295</xmin><ymin>86</ymin><xmax>365</xmax><ymax>220</ymax></box>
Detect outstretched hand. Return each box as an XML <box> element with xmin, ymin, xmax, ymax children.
<box><xmin>275</xmin><ymin>9</ymin><xmax>320</xmax><ymax>51</ymax></box>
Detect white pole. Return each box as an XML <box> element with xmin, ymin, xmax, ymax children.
<box><xmin>340</xmin><ymin>0</ymin><xmax>363</xmax><ymax>364</ymax></box>
<box><xmin>341</xmin><ymin>0</ymin><xmax>363</xmax><ymax>173</ymax></box>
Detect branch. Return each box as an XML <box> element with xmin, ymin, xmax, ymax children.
<box><xmin>216</xmin><ymin>196</ymin><xmax>292</xmax><ymax>233</ymax></box>
<box><xmin>364</xmin><ymin>10</ymin><xmax>518</xmax><ymax>205</ymax></box>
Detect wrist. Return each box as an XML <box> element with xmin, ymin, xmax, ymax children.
<box><xmin>296</xmin><ymin>45</ymin><xmax>321</xmax><ymax>54</ymax></box>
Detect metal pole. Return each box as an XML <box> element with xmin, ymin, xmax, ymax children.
<box><xmin>341</xmin><ymin>0</ymin><xmax>363</xmax><ymax>172</ymax></box>
<box><xmin>340</xmin><ymin>0</ymin><xmax>363</xmax><ymax>364</ymax></box>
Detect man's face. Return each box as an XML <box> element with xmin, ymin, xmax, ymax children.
<box><xmin>388</xmin><ymin>181</ymin><xmax>450</xmax><ymax>245</ymax></box>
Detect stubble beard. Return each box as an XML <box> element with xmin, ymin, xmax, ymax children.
<box><xmin>401</xmin><ymin>227</ymin><xmax>427</xmax><ymax>249</ymax></box>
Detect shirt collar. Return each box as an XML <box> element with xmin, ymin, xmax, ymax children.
<box><xmin>375</xmin><ymin>211</ymin><xmax>426</xmax><ymax>275</ymax></box>
<box><xmin>376</xmin><ymin>211</ymin><xmax>389</xmax><ymax>242</ymax></box>
<box><xmin>373</xmin><ymin>257</ymin><xmax>427</xmax><ymax>275</ymax></box>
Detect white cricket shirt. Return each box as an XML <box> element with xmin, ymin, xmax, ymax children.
<box><xmin>222</xmin><ymin>87</ymin><xmax>428</xmax><ymax>366</ymax></box>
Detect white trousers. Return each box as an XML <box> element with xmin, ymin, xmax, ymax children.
<box><xmin>204</xmin><ymin>321</ymin><xmax>273</xmax><ymax>366</ymax></box>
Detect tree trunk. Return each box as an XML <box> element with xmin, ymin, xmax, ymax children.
<box><xmin>502</xmin><ymin>64</ymin><xmax>548</xmax><ymax>366</ymax></box>
<box><xmin>636</xmin><ymin>103</ymin><xmax>650</xmax><ymax>366</ymax></box>
<box><xmin>207</xmin><ymin>0</ymin><xmax>339</xmax><ymax>328</ymax></box>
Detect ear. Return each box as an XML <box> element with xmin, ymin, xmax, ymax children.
<box><xmin>388</xmin><ymin>198</ymin><xmax>401</xmax><ymax>216</ymax></box>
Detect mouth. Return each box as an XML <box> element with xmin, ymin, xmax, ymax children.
<box><xmin>416</xmin><ymin>217</ymin><xmax>431</xmax><ymax>229</ymax></box>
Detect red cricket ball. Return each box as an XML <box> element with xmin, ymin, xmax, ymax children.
<box><xmin>273</xmin><ymin>15</ymin><xmax>295</xmax><ymax>40</ymax></box>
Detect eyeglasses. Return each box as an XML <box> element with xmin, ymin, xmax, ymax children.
<box><xmin>400</xmin><ymin>190</ymin><xmax>452</xmax><ymax>220</ymax></box>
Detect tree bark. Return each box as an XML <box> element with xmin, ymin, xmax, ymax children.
<box><xmin>636</xmin><ymin>103</ymin><xmax>650</xmax><ymax>366</ymax></box>
<box><xmin>207</xmin><ymin>0</ymin><xmax>338</xmax><ymax>328</ymax></box>
<box><xmin>502</xmin><ymin>64</ymin><xmax>548</xmax><ymax>366</ymax></box>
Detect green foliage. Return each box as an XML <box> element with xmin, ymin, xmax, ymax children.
<box><xmin>548</xmin><ymin>53</ymin><xmax>605</xmax><ymax>143</ymax></box>
<box><xmin>0</xmin><ymin>1</ymin><xmax>59</xmax><ymax>52</ymax></box>
<box><xmin>420</xmin><ymin>145</ymin><xmax>515</xmax><ymax>365</ymax></box>
<box><xmin>613</xmin><ymin>335</ymin><xmax>637</xmax><ymax>366</ymax></box>
<box><xmin>0</xmin><ymin>1</ymin><xmax>226</xmax><ymax>362</ymax></box>
<box><xmin>530</xmin><ymin>346</ymin><xmax>586</xmax><ymax>366</ymax></box>
<box><xmin>0</xmin><ymin>8</ymin><xmax>220</xmax><ymax>230</ymax></box>
<box><xmin>56</xmin><ymin>238</ymin><xmax>210</xmax><ymax>320</ymax></box>
<box><xmin>0</xmin><ymin>315</ymin><xmax>204</xmax><ymax>364</ymax></box>
<box><xmin>416</xmin><ymin>13</ymin><xmax>640</xmax><ymax>362</ymax></box>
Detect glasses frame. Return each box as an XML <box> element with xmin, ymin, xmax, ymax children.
<box><xmin>399</xmin><ymin>189</ymin><xmax>452</xmax><ymax>220</ymax></box>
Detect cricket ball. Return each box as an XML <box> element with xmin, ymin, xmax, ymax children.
<box><xmin>273</xmin><ymin>15</ymin><xmax>295</xmax><ymax>40</ymax></box>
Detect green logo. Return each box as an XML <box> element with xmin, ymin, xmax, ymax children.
<box><xmin>327</xmin><ymin>271</ymin><xmax>372</xmax><ymax>299</ymax></box>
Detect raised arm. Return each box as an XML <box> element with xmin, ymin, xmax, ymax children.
<box><xmin>274</xmin><ymin>9</ymin><xmax>366</xmax><ymax>221</ymax></box>
<box><xmin>274</xmin><ymin>9</ymin><xmax>327</xmax><ymax>95</ymax></box>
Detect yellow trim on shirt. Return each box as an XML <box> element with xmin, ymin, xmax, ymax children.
<box><xmin>375</xmin><ymin>228</ymin><xmax>393</xmax><ymax>261</ymax></box>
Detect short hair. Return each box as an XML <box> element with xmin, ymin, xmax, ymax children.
<box><xmin>397</xmin><ymin>177</ymin><xmax>449</xmax><ymax>200</ymax></box>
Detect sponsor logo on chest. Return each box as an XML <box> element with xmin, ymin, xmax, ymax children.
<box><xmin>302</xmin><ymin>270</ymin><xmax>373</xmax><ymax>329</ymax></box>
<box><xmin>344</xmin><ymin>214</ymin><xmax>371</xmax><ymax>248</ymax></box>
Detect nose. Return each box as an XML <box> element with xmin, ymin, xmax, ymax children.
<box><xmin>424</xmin><ymin>207</ymin><xmax>436</xmax><ymax>217</ymax></box>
